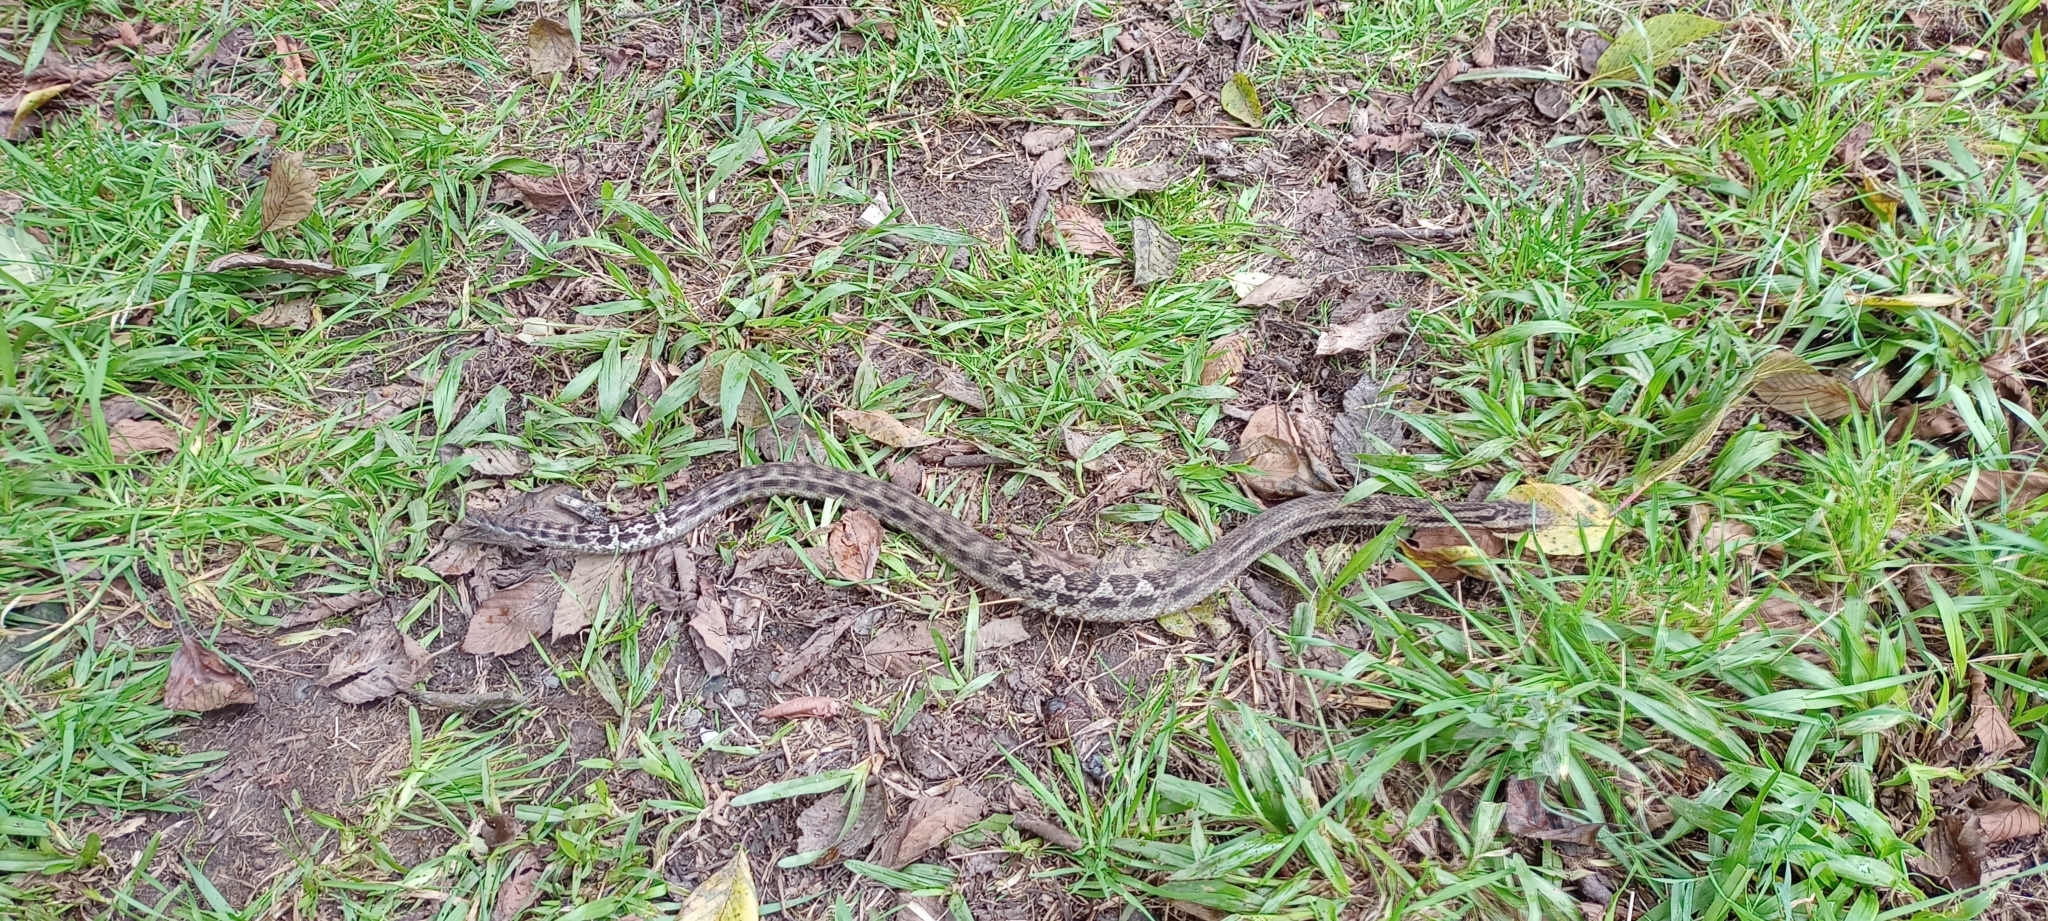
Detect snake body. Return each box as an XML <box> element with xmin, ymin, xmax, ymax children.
<box><xmin>458</xmin><ymin>462</ymin><xmax>1557</xmax><ymax>623</ymax></box>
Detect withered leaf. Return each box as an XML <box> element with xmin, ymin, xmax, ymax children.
<box><xmin>480</xmin><ymin>812</ymin><xmax>523</xmax><ymax>849</ymax></box>
<box><xmin>1835</xmin><ymin>122</ymin><xmax>1874</xmax><ymax>170</ymax></box>
<box><xmin>835</xmin><ymin>407</ymin><xmax>939</xmax><ymax>447</ymax></box>
<box><xmin>553</xmin><ymin>555</ymin><xmax>625</xmax><ymax>640</ymax></box>
<box><xmin>463</xmin><ymin>577</ymin><xmax>560</xmax><ymax>656</ymax></box>
<box><xmin>1088</xmin><ymin>163</ymin><xmax>1177</xmax><ymax>200</ymax></box>
<box><xmin>1199</xmin><ymin>332</ymin><xmax>1249</xmax><ymax>387</ymax></box>
<box><xmin>350</xmin><ymin>384</ymin><xmax>425</xmax><ymax>429</ymax></box>
<box><xmin>878</xmin><ymin>785</ymin><xmax>987</xmax><ymax>869</ymax></box>
<box><xmin>492</xmin><ymin>849</ymin><xmax>547</xmax><ymax>921</ymax></box>
<box><xmin>1233</xmin><ymin>272</ymin><xmax>1312</xmax><ymax>307</ymax></box>
<box><xmin>1220</xmin><ymin>72</ymin><xmax>1264</xmax><ymax>126</ymax></box>
<box><xmin>1914</xmin><ymin>813</ymin><xmax>1988</xmax><ymax>891</ymax></box>
<box><xmin>5</xmin><ymin>83</ymin><xmax>72</xmax><ymax>141</ymax></box>
<box><xmin>862</xmin><ymin>621</ymin><xmax>938</xmax><ymax>656</ymax></box>
<box><xmin>282</xmin><ymin>589</ymin><xmax>382</xmax><ymax>629</ymax></box>
<box><xmin>426</xmin><ymin>541</ymin><xmax>484</xmax><ymax>577</ymax></box>
<box><xmin>258</xmin><ymin>152</ymin><xmax>318</xmax><ymax>234</ymax></box>
<box><xmin>1018</xmin><ymin>125</ymin><xmax>1074</xmax><ymax>155</ymax></box>
<box><xmin>1978</xmin><ymin>800</ymin><xmax>2043</xmax><ymax>844</ymax></box>
<box><xmin>931</xmin><ymin>366</ymin><xmax>986</xmax><ymax>410</ymax></box>
<box><xmin>455</xmin><ymin>446</ymin><xmax>533</xmax><ymax>477</ymax></box>
<box><xmin>1985</xmin><ymin>352</ymin><xmax>2032</xmax><ymax>414</ymax></box>
<box><xmin>527</xmin><ymin>18</ymin><xmax>576</xmax><ymax>77</ymax></box>
<box><xmin>1971</xmin><ymin>669</ymin><xmax>2022</xmax><ymax>756</ymax></box>
<box><xmin>1030</xmin><ymin>147</ymin><xmax>1072</xmax><ymax>192</ymax></box>
<box><xmin>771</xmin><ymin>614</ymin><xmax>856</xmax><ymax>685</ymax></box>
<box><xmin>1391</xmin><ymin>525</ymin><xmax>1505</xmax><ymax>583</ymax></box>
<box><xmin>242</xmin><ymin>300</ymin><xmax>315</xmax><ymax>331</ymax></box>
<box><xmin>1227</xmin><ymin>405</ymin><xmax>1339</xmax><ymax>500</ymax></box>
<box><xmin>272</xmin><ymin>35</ymin><xmax>307</xmax><ymax>88</ymax></box>
<box><xmin>1949</xmin><ymin>469</ymin><xmax>2048</xmax><ymax>508</ymax></box>
<box><xmin>1051</xmin><ymin>203</ymin><xmax>1119</xmax><ymax>256</ymax></box>
<box><xmin>1503</xmin><ymin>777</ymin><xmax>1601</xmax><ymax>845</ymax></box>
<box><xmin>689</xmin><ymin>589</ymin><xmax>732</xmax><ymax>677</ymax></box>
<box><xmin>826</xmin><ymin>510</ymin><xmax>883</xmax><ymax>581</ymax></box>
<box><xmin>205</xmin><ymin>252</ymin><xmax>345</xmax><ymax>277</ymax></box>
<box><xmin>1130</xmin><ymin>216</ymin><xmax>1179</xmax><ymax>286</ymax></box>
<box><xmin>319</xmin><ymin>623</ymin><xmax>430</xmax><ymax>705</ymax></box>
<box><xmin>979</xmin><ymin>616</ymin><xmax>1030</xmax><ymax>649</ymax></box>
<box><xmin>1314</xmin><ymin>307</ymin><xmax>1410</xmax><ymax>356</ymax></box>
<box><xmin>165</xmin><ymin>636</ymin><xmax>257</xmax><ymax>711</ymax></box>
<box><xmin>759</xmin><ymin>696</ymin><xmax>842</xmax><ymax>720</ymax></box>
<box><xmin>109</xmin><ymin>418</ymin><xmax>179</xmax><ymax>458</ymax></box>
<box><xmin>672</xmin><ymin>851</ymin><xmax>758</xmax><ymax>921</ymax></box>
<box><xmin>1753</xmin><ymin>369</ymin><xmax>1856</xmax><ymax>420</ymax></box>
<box><xmin>497</xmin><ymin>173</ymin><xmax>577</xmax><ymax>214</ymax></box>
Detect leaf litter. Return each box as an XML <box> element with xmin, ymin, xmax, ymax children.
<box><xmin>165</xmin><ymin>636</ymin><xmax>257</xmax><ymax>712</ymax></box>
<box><xmin>319</xmin><ymin>623</ymin><xmax>430</xmax><ymax>705</ymax></box>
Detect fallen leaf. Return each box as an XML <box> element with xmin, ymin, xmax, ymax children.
<box><xmin>1314</xmin><ymin>307</ymin><xmax>1410</xmax><ymax>356</ymax></box>
<box><xmin>205</xmin><ymin>252</ymin><xmax>345</xmax><ymax>277</ymax></box>
<box><xmin>1062</xmin><ymin>428</ymin><xmax>1109</xmax><ymax>471</ymax></box>
<box><xmin>979</xmin><ymin>617</ymin><xmax>1030</xmax><ymax>649</ymax></box>
<box><xmin>480</xmin><ymin>812</ymin><xmax>523</xmax><ymax>850</ymax></box>
<box><xmin>796</xmin><ymin>784</ymin><xmax>883</xmax><ymax>863</ymax></box>
<box><xmin>109</xmin><ymin>418</ymin><xmax>179</xmax><ymax>458</ymax></box>
<box><xmin>1472</xmin><ymin>15</ymin><xmax>1499</xmax><ymax>67</ymax></box>
<box><xmin>1834</xmin><ymin>122</ymin><xmax>1874</xmax><ymax>170</ymax></box>
<box><xmin>350</xmin><ymin>384</ymin><xmax>425</xmax><ymax>429</ymax></box>
<box><xmin>240</xmin><ymin>300</ymin><xmax>314</xmax><ymax>331</ymax></box>
<box><xmin>528</xmin><ymin>18</ymin><xmax>576</xmax><ymax>78</ymax></box>
<box><xmin>1051</xmin><ymin>203</ymin><xmax>1119</xmax><ymax>256</ymax></box>
<box><xmin>1910</xmin><ymin>406</ymin><xmax>1964</xmax><ymax>440</ymax></box>
<box><xmin>674</xmin><ymin>850</ymin><xmax>758</xmax><ymax>921</ymax></box>
<box><xmin>223</xmin><ymin>109</ymin><xmax>276</xmax><ymax>139</ymax></box>
<box><xmin>1752</xmin><ymin>353</ymin><xmax>1856</xmax><ymax>420</ymax></box>
<box><xmin>1914</xmin><ymin>813</ymin><xmax>1987</xmax><ymax>891</ymax></box>
<box><xmin>1687</xmin><ymin>505</ymin><xmax>1756</xmax><ymax>560</ymax></box>
<box><xmin>319</xmin><ymin>623</ymin><xmax>430</xmax><ymax>704</ymax></box>
<box><xmin>1503</xmin><ymin>778</ymin><xmax>1601</xmax><ymax>845</ymax></box>
<box><xmin>463</xmin><ymin>577</ymin><xmax>560</xmax><ymax>656</ymax></box>
<box><xmin>931</xmin><ymin>366</ymin><xmax>986</xmax><ymax>410</ymax></box>
<box><xmin>272</xmin><ymin>35</ymin><xmax>307</xmax><ymax>88</ymax></box>
<box><xmin>826</xmin><ymin>510</ymin><xmax>883</xmax><ymax>581</ymax></box>
<box><xmin>497</xmin><ymin>173</ymin><xmax>577</xmax><ymax>214</ymax></box>
<box><xmin>1591</xmin><ymin>13</ymin><xmax>1727</xmax><ymax>82</ymax></box>
<box><xmin>1330</xmin><ymin>377</ymin><xmax>1406</xmax><ymax>477</ymax></box>
<box><xmin>1130</xmin><ymin>216</ymin><xmax>1179</xmax><ymax>286</ymax></box>
<box><xmin>1947</xmin><ymin>469</ymin><xmax>2048</xmax><ymax>509</ymax></box>
<box><xmin>1972</xmin><ymin>669</ymin><xmax>2021</xmax><ymax>756</ymax></box>
<box><xmin>282</xmin><ymin>589</ymin><xmax>382</xmax><ymax>629</ymax></box>
<box><xmin>0</xmin><ymin>222</ymin><xmax>51</xmax><ymax>284</ymax></box>
<box><xmin>425</xmin><ymin>542</ymin><xmax>484</xmax><ymax>577</ymax></box>
<box><xmin>1233</xmin><ymin>272</ymin><xmax>1312</xmax><ymax>307</ymax></box>
<box><xmin>1018</xmin><ymin>125</ymin><xmax>1074</xmax><ymax>155</ymax></box>
<box><xmin>258</xmin><ymin>152</ymin><xmax>317</xmax><ymax>234</ymax></box>
<box><xmin>165</xmin><ymin>636</ymin><xmax>257</xmax><ymax>711</ymax></box>
<box><xmin>862</xmin><ymin>622</ymin><xmax>938</xmax><ymax>656</ymax></box>
<box><xmin>1978</xmin><ymin>800</ymin><xmax>2042</xmax><ymax>843</ymax></box>
<box><xmin>1220</xmin><ymin>72</ymin><xmax>1264</xmax><ymax>126</ymax></box>
<box><xmin>455</xmin><ymin>446</ymin><xmax>534</xmax><ymax>477</ymax></box>
<box><xmin>1393</xmin><ymin>526</ymin><xmax>1506</xmax><ymax>583</ymax></box>
<box><xmin>690</xmin><ymin>587</ymin><xmax>732</xmax><ymax>677</ymax></box>
<box><xmin>1088</xmin><ymin>163</ymin><xmax>1177</xmax><ymax>200</ymax></box>
<box><xmin>6</xmin><ymin>83</ymin><xmax>71</xmax><ymax>140</ymax></box>
<box><xmin>1533</xmin><ymin>83</ymin><xmax>1569</xmax><ymax>120</ymax></box>
<box><xmin>492</xmin><ymin>850</ymin><xmax>547</xmax><ymax>921</ymax></box>
<box><xmin>1227</xmin><ymin>405</ymin><xmax>1339</xmax><ymax>500</ymax></box>
<box><xmin>1654</xmin><ymin>262</ymin><xmax>1708</xmax><ymax>300</ymax></box>
<box><xmin>1985</xmin><ymin>352</ymin><xmax>2032</xmax><ymax>415</ymax></box>
<box><xmin>771</xmin><ymin>614</ymin><xmax>856</xmax><ymax>685</ymax></box>
<box><xmin>878</xmin><ymin>785</ymin><xmax>987</xmax><ymax>869</ymax></box>
<box><xmin>1509</xmin><ymin>483</ymin><xmax>1618</xmax><ymax>554</ymax></box>
<box><xmin>553</xmin><ymin>555</ymin><xmax>625</xmax><ymax>639</ymax></box>
<box><xmin>1030</xmin><ymin>147</ymin><xmax>1072</xmax><ymax>192</ymax></box>
<box><xmin>760</xmin><ymin>696</ymin><xmax>842</xmax><ymax>720</ymax></box>
<box><xmin>1199</xmin><ymin>333</ymin><xmax>1248</xmax><ymax>387</ymax></box>
<box><xmin>1859</xmin><ymin>171</ymin><xmax>1899</xmax><ymax>224</ymax></box>
<box><xmin>835</xmin><ymin>407</ymin><xmax>939</xmax><ymax>447</ymax></box>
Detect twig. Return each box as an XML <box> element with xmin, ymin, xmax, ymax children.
<box><xmin>1088</xmin><ymin>64</ymin><xmax>1197</xmax><ymax>153</ymax></box>
<box><xmin>1358</xmin><ymin>222</ymin><xmax>1474</xmax><ymax>243</ymax></box>
<box><xmin>404</xmin><ymin>688</ymin><xmax>535</xmax><ymax>712</ymax></box>
<box><xmin>1018</xmin><ymin>188</ymin><xmax>1053</xmax><ymax>252</ymax></box>
<box><xmin>1013</xmin><ymin>815</ymin><xmax>1084</xmax><ymax>850</ymax></box>
<box><xmin>940</xmin><ymin>453</ymin><xmax>1016</xmax><ymax>469</ymax></box>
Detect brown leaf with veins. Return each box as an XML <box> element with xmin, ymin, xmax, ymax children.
<box><xmin>1913</xmin><ymin>813</ymin><xmax>1988</xmax><ymax>891</ymax></box>
<box><xmin>109</xmin><ymin>418</ymin><xmax>179</xmax><ymax>458</ymax></box>
<box><xmin>1234</xmin><ymin>273</ymin><xmax>1312</xmax><ymax>307</ymax></box>
<box><xmin>1949</xmin><ymin>469</ymin><xmax>2048</xmax><ymax>509</ymax></box>
<box><xmin>1088</xmin><ymin>163</ymin><xmax>1177</xmax><ymax>200</ymax></box>
<box><xmin>1390</xmin><ymin>525</ymin><xmax>1505</xmax><ymax>583</ymax></box>
<box><xmin>1503</xmin><ymin>777</ymin><xmax>1601</xmax><ymax>845</ymax></box>
<box><xmin>1227</xmin><ymin>405</ymin><xmax>1339</xmax><ymax>500</ymax></box>
<box><xmin>826</xmin><ymin>510</ymin><xmax>883</xmax><ymax>581</ymax></box>
<box><xmin>1019</xmin><ymin>125</ymin><xmax>1074</xmax><ymax>155</ymax></box>
<box><xmin>492</xmin><ymin>849</ymin><xmax>547</xmax><ymax>921</ymax></box>
<box><xmin>552</xmin><ymin>555</ymin><xmax>624</xmax><ymax>640</ymax></box>
<box><xmin>1978</xmin><ymin>800</ymin><xmax>2043</xmax><ymax>843</ymax></box>
<box><xmin>165</xmin><ymin>636</ymin><xmax>257</xmax><ymax>711</ymax></box>
<box><xmin>876</xmin><ymin>785</ymin><xmax>987</xmax><ymax>869</ymax></box>
<box><xmin>1971</xmin><ymin>669</ymin><xmax>2021</xmax><ymax>756</ymax></box>
<box><xmin>930</xmin><ymin>366</ymin><xmax>986</xmax><ymax>410</ymax></box>
<box><xmin>1315</xmin><ymin>307</ymin><xmax>1409</xmax><ymax>356</ymax></box>
<box><xmin>319</xmin><ymin>623</ymin><xmax>430</xmax><ymax>704</ymax></box>
<box><xmin>1051</xmin><ymin>203</ymin><xmax>1119</xmax><ymax>256</ymax></box>
<box><xmin>1985</xmin><ymin>352</ymin><xmax>2032</xmax><ymax>414</ymax></box>
<box><xmin>689</xmin><ymin>585</ymin><xmax>732</xmax><ymax>677</ymax></box>
<box><xmin>527</xmin><ymin>18</ymin><xmax>575</xmax><ymax>77</ymax></box>
<box><xmin>1030</xmin><ymin>147</ymin><xmax>1072</xmax><ymax>192</ymax></box>
<box><xmin>1200</xmin><ymin>332</ymin><xmax>1248</xmax><ymax>387</ymax></box>
<box><xmin>258</xmin><ymin>152</ymin><xmax>317</xmax><ymax>233</ymax></box>
<box><xmin>1753</xmin><ymin>369</ymin><xmax>1856</xmax><ymax>420</ymax></box>
<box><xmin>463</xmin><ymin>577</ymin><xmax>559</xmax><ymax>656</ymax></box>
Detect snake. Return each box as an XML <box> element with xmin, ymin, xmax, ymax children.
<box><xmin>456</xmin><ymin>462</ymin><xmax>1559</xmax><ymax>624</ymax></box>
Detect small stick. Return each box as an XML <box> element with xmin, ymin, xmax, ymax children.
<box><xmin>1358</xmin><ymin>222</ymin><xmax>1474</xmax><ymax>243</ymax></box>
<box><xmin>1018</xmin><ymin>187</ymin><xmax>1053</xmax><ymax>252</ymax></box>
<box><xmin>1089</xmin><ymin>64</ymin><xmax>1197</xmax><ymax>153</ymax></box>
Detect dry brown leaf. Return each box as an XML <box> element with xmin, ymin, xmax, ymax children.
<box><xmin>204</xmin><ymin>252</ymin><xmax>345</xmax><ymax>277</ymax></box>
<box><xmin>862</xmin><ymin>622</ymin><xmax>938</xmax><ymax>656</ymax></box>
<box><xmin>1030</xmin><ymin>147</ymin><xmax>1072</xmax><ymax>192</ymax></box>
<box><xmin>979</xmin><ymin>617</ymin><xmax>1030</xmax><ymax>649</ymax></box>
<box><xmin>165</xmin><ymin>636</ymin><xmax>257</xmax><ymax>711</ymax></box>
<box><xmin>825</xmin><ymin>510</ymin><xmax>884</xmax><ymax>581</ymax></box>
<box><xmin>1391</xmin><ymin>526</ymin><xmax>1505</xmax><ymax>583</ymax></box>
<box><xmin>553</xmin><ymin>555</ymin><xmax>625</xmax><ymax>640</ymax></box>
<box><xmin>1654</xmin><ymin>262</ymin><xmax>1708</xmax><ymax>300</ymax></box>
<box><xmin>109</xmin><ymin>418</ymin><xmax>179</xmax><ymax>458</ymax></box>
<box><xmin>689</xmin><ymin>588</ymin><xmax>732</xmax><ymax>677</ymax></box>
<box><xmin>1315</xmin><ymin>307</ymin><xmax>1410</xmax><ymax>356</ymax></box>
<box><xmin>1019</xmin><ymin>125</ymin><xmax>1074</xmax><ymax>155</ymax></box>
<box><xmin>879</xmin><ymin>785</ymin><xmax>987</xmax><ymax>869</ymax></box>
<box><xmin>272</xmin><ymin>34</ymin><xmax>307</xmax><ymax>88</ymax></box>
<box><xmin>259</xmin><ymin>152</ymin><xmax>318</xmax><ymax>234</ymax></box>
<box><xmin>455</xmin><ymin>446</ymin><xmax>533</xmax><ymax>477</ymax></box>
<box><xmin>760</xmin><ymin>696</ymin><xmax>843</xmax><ymax>720</ymax></box>
<box><xmin>1130</xmin><ymin>215</ymin><xmax>1179</xmax><ymax>286</ymax></box>
<box><xmin>1232</xmin><ymin>271</ymin><xmax>1312</xmax><ymax>306</ymax></box>
<box><xmin>1834</xmin><ymin>122</ymin><xmax>1874</xmax><ymax>170</ymax></box>
<box><xmin>319</xmin><ymin>623</ymin><xmax>430</xmax><ymax>704</ymax></box>
<box><xmin>1051</xmin><ymin>203</ymin><xmax>1119</xmax><ymax>256</ymax></box>
<box><xmin>528</xmin><ymin>18</ymin><xmax>576</xmax><ymax>77</ymax></box>
<box><xmin>1503</xmin><ymin>777</ymin><xmax>1601</xmax><ymax>846</ymax></box>
<box><xmin>425</xmin><ymin>541</ymin><xmax>484</xmax><ymax>577</ymax></box>
<box><xmin>1910</xmin><ymin>406</ymin><xmax>1964</xmax><ymax>440</ymax></box>
<box><xmin>1227</xmin><ymin>405</ymin><xmax>1339</xmax><ymax>500</ymax></box>
<box><xmin>464</xmin><ymin>577</ymin><xmax>559</xmax><ymax>656</ymax></box>
<box><xmin>1949</xmin><ymin>469</ymin><xmax>2048</xmax><ymax>508</ymax></box>
<box><xmin>497</xmin><ymin>173</ymin><xmax>577</xmax><ymax>214</ymax></box>
<box><xmin>1972</xmin><ymin>669</ymin><xmax>2022</xmax><ymax>756</ymax></box>
<box><xmin>1200</xmin><ymin>332</ymin><xmax>1248</xmax><ymax>387</ymax></box>
<box><xmin>1914</xmin><ymin>813</ymin><xmax>1988</xmax><ymax>891</ymax></box>
<box><xmin>492</xmin><ymin>849</ymin><xmax>547</xmax><ymax>921</ymax></box>
<box><xmin>281</xmin><ymin>589</ymin><xmax>382</xmax><ymax>629</ymax></box>
<box><xmin>771</xmin><ymin>614</ymin><xmax>856</xmax><ymax>685</ymax></box>
<box><xmin>1088</xmin><ymin>163</ymin><xmax>1177</xmax><ymax>200</ymax></box>
<box><xmin>835</xmin><ymin>407</ymin><xmax>938</xmax><ymax>447</ymax></box>
<box><xmin>1686</xmin><ymin>505</ymin><xmax>1756</xmax><ymax>560</ymax></box>
<box><xmin>350</xmin><ymin>384</ymin><xmax>425</xmax><ymax>429</ymax></box>
<box><xmin>1985</xmin><ymin>352</ymin><xmax>2033</xmax><ymax>415</ymax></box>
<box><xmin>1472</xmin><ymin>14</ymin><xmax>1499</xmax><ymax>67</ymax></box>
<box><xmin>931</xmin><ymin>366</ymin><xmax>986</xmax><ymax>410</ymax></box>
<box><xmin>1753</xmin><ymin>367</ymin><xmax>1856</xmax><ymax>420</ymax></box>
<box><xmin>1978</xmin><ymin>800</ymin><xmax>2043</xmax><ymax>844</ymax></box>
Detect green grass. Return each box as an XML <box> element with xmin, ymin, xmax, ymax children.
<box><xmin>5</xmin><ymin>0</ymin><xmax>2048</xmax><ymax>917</ymax></box>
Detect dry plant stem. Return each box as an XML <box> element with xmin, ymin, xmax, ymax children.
<box><xmin>1359</xmin><ymin>222</ymin><xmax>1474</xmax><ymax>243</ymax></box>
<box><xmin>1089</xmin><ymin>64</ymin><xmax>1198</xmax><ymax>153</ymax></box>
<box><xmin>1019</xmin><ymin>188</ymin><xmax>1054</xmax><ymax>252</ymax></box>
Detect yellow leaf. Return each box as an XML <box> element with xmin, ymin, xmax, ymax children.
<box><xmin>1221</xmin><ymin>73</ymin><xmax>1264</xmax><ymax>126</ymax></box>
<box><xmin>1859</xmin><ymin>171</ymin><xmax>1899</xmax><ymax>224</ymax></box>
<box><xmin>7</xmin><ymin>82</ymin><xmax>72</xmax><ymax>140</ymax></box>
<box><xmin>1850</xmin><ymin>292</ymin><xmax>1964</xmax><ymax>311</ymax></box>
<box><xmin>1509</xmin><ymin>483</ymin><xmax>1619</xmax><ymax>555</ymax></box>
<box><xmin>675</xmin><ymin>851</ymin><xmax>758</xmax><ymax>921</ymax></box>
<box><xmin>1592</xmin><ymin>13</ymin><xmax>1726</xmax><ymax>82</ymax></box>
